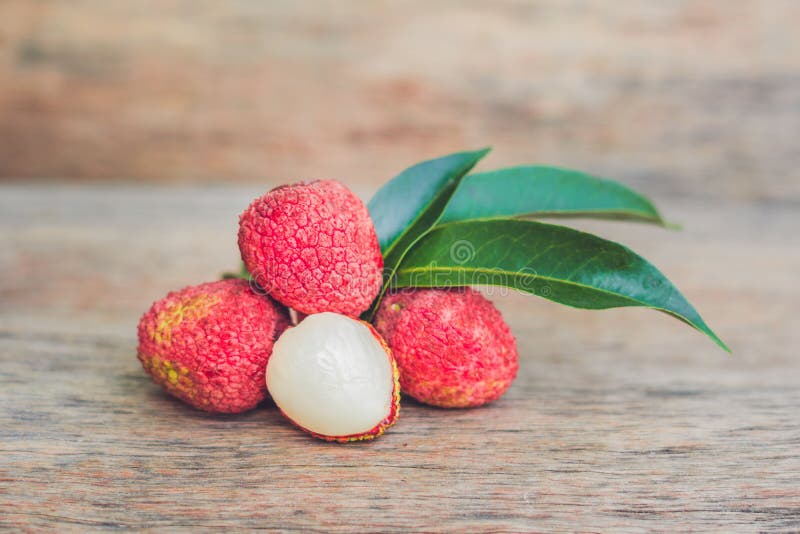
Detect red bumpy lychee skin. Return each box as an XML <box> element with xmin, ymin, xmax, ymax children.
<box><xmin>238</xmin><ymin>180</ymin><xmax>383</xmax><ymax>317</ymax></box>
<box><xmin>374</xmin><ymin>288</ymin><xmax>518</xmax><ymax>408</ymax></box>
<box><xmin>137</xmin><ymin>279</ymin><xmax>290</xmax><ymax>413</ymax></box>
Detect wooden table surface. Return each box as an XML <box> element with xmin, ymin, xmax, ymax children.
<box><xmin>1</xmin><ymin>185</ymin><xmax>798</xmax><ymax>531</ymax></box>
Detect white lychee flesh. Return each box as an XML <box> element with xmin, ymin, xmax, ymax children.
<box><xmin>266</xmin><ymin>312</ymin><xmax>396</xmax><ymax>438</ymax></box>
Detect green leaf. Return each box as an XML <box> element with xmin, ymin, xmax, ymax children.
<box><xmin>439</xmin><ymin>166</ymin><xmax>668</xmax><ymax>226</ymax></box>
<box><xmin>220</xmin><ymin>262</ymin><xmax>250</xmax><ymax>280</ymax></box>
<box><xmin>365</xmin><ymin>148</ymin><xmax>491</xmax><ymax>319</ymax></box>
<box><xmin>393</xmin><ymin>219</ymin><xmax>729</xmax><ymax>352</ymax></box>
<box><xmin>369</xmin><ymin>148</ymin><xmax>491</xmax><ymax>254</ymax></box>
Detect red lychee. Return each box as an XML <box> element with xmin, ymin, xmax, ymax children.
<box><xmin>374</xmin><ymin>288</ymin><xmax>518</xmax><ymax>408</ymax></box>
<box><xmin>238</xmin><ymin>180</ymin><xmax>383</xmax><ymax>317</ymax></box>
<box><xmin>137</xmin><ymin>279</ymin><xmax>290</xmax><ymax>413</ymax></box>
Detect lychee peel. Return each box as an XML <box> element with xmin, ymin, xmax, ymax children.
<box><xmin>238</xmin><ymin>180</ymin><xmax>383</xmax><ymax>317</ymax></box>
<box><xmin>266</xmin><ymin>312</ymin><xmax>400</xmax><ymax>443</ymax></box>
<box><xmin>374</xmin><ymin>288</ymin><xmax>519</xmax><ymax>408</ymax></box>
<box><xmin>137</xmin><ymin>279</ymin><xmax>290</xmax><ymax>413</ymax></box>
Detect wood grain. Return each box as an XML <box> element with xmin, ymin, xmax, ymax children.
<box><xmin>0</xmin><ymin>185</ymin><xmax>798</xmax><ymax>531</ymax></box>
<box><xmin>1</xmin><ymin>1</ymin><xmax>799</xmax><ymax>204</ymax></box>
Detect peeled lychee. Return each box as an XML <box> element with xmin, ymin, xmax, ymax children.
<box><xmin>266</xmin><ymin>312</ymin><xmax>400</xmax><ymax>442</ymax></box>
<box><xmin>238</xmin><ymin>180</ymin><xmax>383</xmax><ymax>317</ymax></box>
<box><xmin>374</xmin><ymin>288</ymin><xmax>518</xmax><ymax>408</ymax></box>
<box><xmin>137</xmin><ymin>279</ymin><xmax>290</xmax><ymax>413</ymax></box>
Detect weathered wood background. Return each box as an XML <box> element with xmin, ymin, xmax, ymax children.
<box><xmin>1</xmin><ymin>1</ymin><xmax>799</xmax><ymax>531</ymax></box>
<box><xmin>1</xmin><ymin>1</ymin><xmax>799</xmax><ymax>203</ymax></box>
<box><xmin>1</xmin><ymin>186</ymin><xmax>798</xmax><ymax>531</ymax></box>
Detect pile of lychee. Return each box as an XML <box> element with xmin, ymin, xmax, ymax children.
<box><xmin>137</xmin><ymin>180</ymin><xmax>517</xmax><ymax>442</ymax></box>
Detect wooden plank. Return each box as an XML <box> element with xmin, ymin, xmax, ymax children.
<box><xmin>1</xmin><ymin>1</ymin><xmax>799</xmax><ymax>204</ymax></box>
<box><xmin>1</xmin><ymin>186</ymin><xmax>799</xmax><ymax>531</ymax></box>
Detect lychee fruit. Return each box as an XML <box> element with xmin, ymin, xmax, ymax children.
<box><xmin>238</xmin><ymin>180</ymin><xmax>383</xmax><ymax>317</ymax></box>
<box><xmin>137</xmin><ymin>279</ymin><xmax>290</xmax><ymax>413</ymax></box>
<box><xmin>266</xmin><ymin>312</ymin><xmax>400</xmax><ymax>442</ymax></box>
<box><xmin>374</xmin><ymin>288</ymin><xmax>518</xmax><ymax>408</ymax></box>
